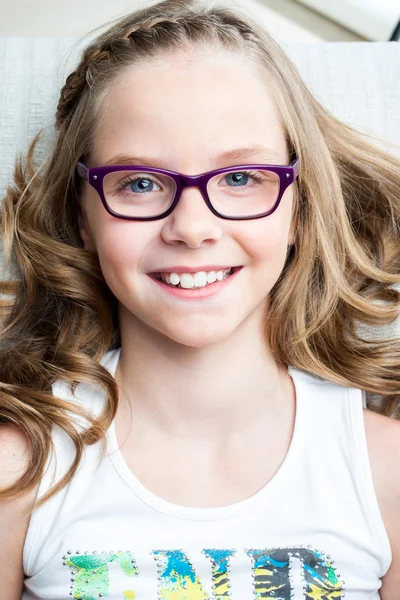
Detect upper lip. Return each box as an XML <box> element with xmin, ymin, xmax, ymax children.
<box><xmin>149</xmin><ymin>265</ymin><xmax>241</xmax><ymax>274</ymax></box>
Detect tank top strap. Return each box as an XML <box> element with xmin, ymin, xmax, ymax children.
<box><xmin>287</xmin><ymin>365</ymin><xmax>392</xmax><ymax>575</ymax></box>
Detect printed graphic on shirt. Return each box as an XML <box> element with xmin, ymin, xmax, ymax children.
<box><xmin>153</xmin><ymin>549</ymin><xmax>235</xmax><ymax>599</ymax></box>
<box><xmin>204</xmin><ymin>549</ymin><xmax>236</xmax><ymax>598</ymax></box>
<box><xmin>247</xmin><ymin>548</ymin><xmax>342</xmax><ymax>599</ymax></box>
<box><xmin>64</xmin><ymin>551</ymin><xmax>139</xmax><ymax>598</ymax></box>
<box><xmin>64</xmin><ymin>545</ymin><xmax>344</xmax><ymax>599</ymax></box>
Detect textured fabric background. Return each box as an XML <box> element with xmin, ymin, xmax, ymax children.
<box><xmin>0</xmin><ymin>38</ymin><xmax>399</xmax><ymax>349</ymax></box>
<box><xmin>1</xmin><ymin>38</ymin><xmax>399</xmax><ymax>199</ymax></box>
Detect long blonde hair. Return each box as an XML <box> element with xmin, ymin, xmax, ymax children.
<box><xmin>1</xmin><ymin>0</ymin><xmax>399</xmax><ymax>511</ymax></box>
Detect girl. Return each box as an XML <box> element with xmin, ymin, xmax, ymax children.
<box><xmin>1</xmin><ymin>0</ymin><xmax>399</xmax><ymax>598</ymax></box>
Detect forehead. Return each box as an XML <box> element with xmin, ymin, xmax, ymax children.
<box><xmin>92</xmin><ymin>49</ymin><xmax>288</xmax><ymax>168</ymax></box>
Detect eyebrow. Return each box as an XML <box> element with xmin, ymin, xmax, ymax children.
<box><xmin>102</xmin><ymin>145</ymin><xmax>283</xmax><ymax>169</ymax></box>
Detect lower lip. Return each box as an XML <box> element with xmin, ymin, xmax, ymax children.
<box><xmin>148</xmin><ymin>268</ymin><xmax>242</xmax><ymax>300</ymax></box>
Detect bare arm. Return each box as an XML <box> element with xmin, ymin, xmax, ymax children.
<box><xmin>364</xmin><ymin>410</ymin><xmax>400</xmax><ymax>599</ymax></box>
<box><xmin>0</xmin><ymin>425</ymin><xmax>38</xmax><ymax>600</ymax></box>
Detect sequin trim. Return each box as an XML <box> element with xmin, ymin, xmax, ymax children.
<box><xmin>63</xmin><ymin>550</ymin><xmax>139</xmax><ymax>599</ymax></box>
<box><xmin>246</xmin><ymin>546</ymin><xmax>345</xmax><ymax>599</ymax></box>
<box><xmin>62</xmin><ymin>545</ymin><xmax>345</xmax><ymax>599</ymax></box>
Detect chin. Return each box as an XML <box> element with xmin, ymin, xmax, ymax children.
<box><xmin>159</xmin><ymin>323</ymin><xmax>236</xmax><ymax>348</ymax></box>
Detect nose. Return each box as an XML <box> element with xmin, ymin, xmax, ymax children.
<box><xmin>160</xmin><ymin>185</ymin><xmax>223</xmax><ymax>248</ymax></box>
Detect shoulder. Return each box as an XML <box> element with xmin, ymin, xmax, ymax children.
<box><xmin>363</xmin><ymin>408</ymin><xmax>400</xmax><ymax>492</ymax></box>
<box><xmin>0</xmin><ymin>423</ymin><xmax>39</xmax><ymax>514</ymax></box>
<box><xmin>0</xmin><ymin>425</ymin><xmax>39</xmax><ymax>596</ymax></box>
<box><xmin>0</xmin><ymin>424</ymin><xmax>31</xmax><ymax>484</ymax></box>
<box><xmin>0</xmin><ymin>423</ymin><xmax>38</xmax><ymax>505</ymax></box>
<box><xmin>363</xmin><ymin>409</ymin><xmax>400</xmax><ymax>597</ymax></box>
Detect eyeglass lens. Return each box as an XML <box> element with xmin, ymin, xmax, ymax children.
<box><xmin>102</xmin><ymin>168</ymin><xmax>281</xmax><ymax>218</ymax></box>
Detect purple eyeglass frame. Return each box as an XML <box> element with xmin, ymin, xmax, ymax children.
<box><xmin>76</xmin><ymin>157</ymin><xmax>300</xmax><ymax>221</ymax></box>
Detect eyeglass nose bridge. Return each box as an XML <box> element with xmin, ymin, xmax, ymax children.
<box><xmin>170</xmin><ymin>172</ymin><xmax>219</xmax><ymax>217</ymax></box>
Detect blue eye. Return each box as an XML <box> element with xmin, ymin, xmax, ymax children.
<box><xmin>225</xmin><ymin>172</ymin><xmax>249</xmax><ymax>186</ymax></box>
<box><xmin>126</xmin><ymin>178</ymin><xmax>161</xmax><ymax>193</ymax></box>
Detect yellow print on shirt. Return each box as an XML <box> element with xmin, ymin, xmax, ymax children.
<box><xmin>63</xmin><ymin>545</ymin><xmax>343</xmax><ymax>599</ymax></box>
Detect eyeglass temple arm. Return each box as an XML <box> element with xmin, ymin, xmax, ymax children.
<box><xmin>292</xmin><ymin>157</ymin><xmax>300</xmax><ymax>180</ymax></box>
<box><xmin>77</xmin><ymin>162</ymin><xmax>89</xmax><ymax>181</ymax></box>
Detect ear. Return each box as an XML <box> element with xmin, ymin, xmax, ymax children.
<box><xmin>78</xmin><ymin>208</ymin><xmax>96</xmax><ymax>251</ymax></box>
<box><xmin>288</xmin><ymin>183</ymin><xmax>298</xmax><ymax>247</ymax></box>
<box><xmin>288</xmin><ymin>217</ymin><xmax>296</xmax><ymax>246</ymax></box>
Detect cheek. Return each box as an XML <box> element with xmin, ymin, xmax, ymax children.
<box><xmin>92</xmin><ymin>219</ymin><xmax>155</xmax><ymax>287</ymax></box>
<box><xmin>244</xmin><ymin>191</ymin><xmax>294</xmax><ymax>266</ymax></box>
<box><xmin>81</xmin><ymin>186</ymin><xmax>154</xmax><ymax>263</ymax></box>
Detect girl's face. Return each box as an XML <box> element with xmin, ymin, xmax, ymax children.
<box><xmin>79</xmin><ymin>50</ymin><xmax>295</xmax><ymax>347</ymax></box>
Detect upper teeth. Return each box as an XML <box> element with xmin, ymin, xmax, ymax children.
<box><xmin>160</xmin><ymin>268</ymin><xmax>233</xmax><ymax>289</ymax></box>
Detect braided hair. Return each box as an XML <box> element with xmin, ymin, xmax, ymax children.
<box><xmin>55</xmin><ymin>0</ymin><xmax>253</xmax><ymax>130</ymax></box>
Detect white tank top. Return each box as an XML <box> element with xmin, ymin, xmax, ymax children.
<box><xmin>22</xmin><ymin>346</ymin><xmax>392</xmax><ymax>600</ymax></box>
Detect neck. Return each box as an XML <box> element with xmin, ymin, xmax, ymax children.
<box><xmin>114</xmin><ymin>305</ymin><xmax>293</xmax><ymax>441</ymax></box>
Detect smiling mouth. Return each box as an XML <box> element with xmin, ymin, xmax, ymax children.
<box><xmin>149</xmin><ymin>266</ymin><xmax>242</xmax><ymax>289</ymax></box>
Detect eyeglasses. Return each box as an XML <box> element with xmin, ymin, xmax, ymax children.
<box><xmin>76</xmin><ymin>157</ymin><xmax>300</xmax><ymax>221</ymax></box>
